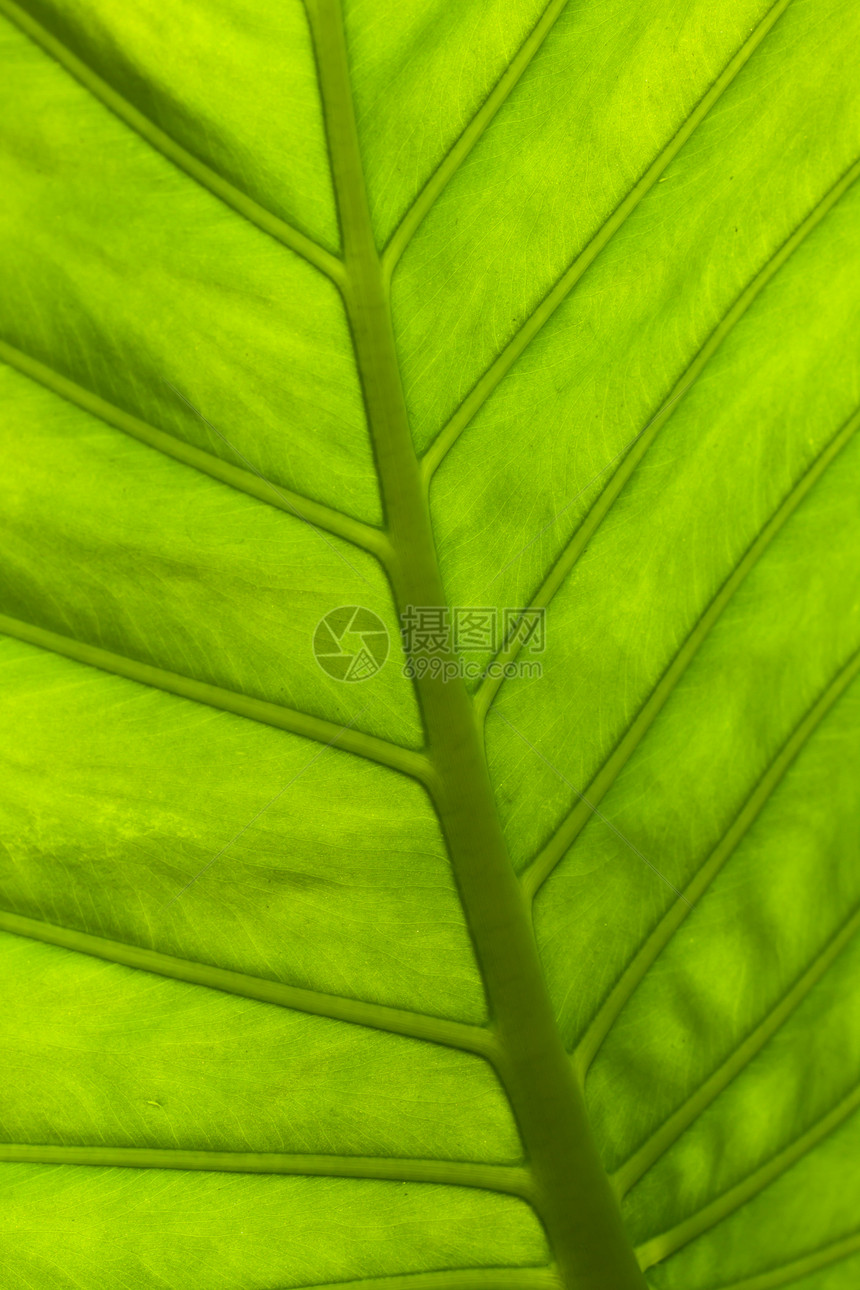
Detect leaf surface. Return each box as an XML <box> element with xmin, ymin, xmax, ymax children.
<box><xmin>1</xmin><ymin>0</ymin><xmax>860</xmax><ymax>1287</ymax></box>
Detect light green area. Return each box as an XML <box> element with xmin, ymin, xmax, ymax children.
<box><xmin>1</xmin><ymin>0</ymin><xmax>859</xmax><ymax>1286</ymax></box>
<box><xmin>534</xmin><ymin>428</ymin><xmax>860</xmax><ymax>1036</ymax></box>
<box><xmin>344</xmin><ymin>0</ymin><xmax>547</xmax><ymax>246</ymax></box>
<box><xmin>0</xmin><ymin>13</ymin><xmax>377</xmax><ymax>521</ymax></box>
<box><xmin>0</xmin><ymin>638</ymin><xmax>478</xmax><ymax>1019</ymax></box>
<box><xmin>0</xmin><ymin>365</ymin><xmax>419</xmax><ymax>747</ymax></box>
<box><xmin>0</xmin><ymin>933</ymin><xmax>516</xmax><ymax>1159</ymax></box>
<box><xmin>22</xmin><ymin>0</ymin><xmax>340</xmax><ymax>248</ymax></box>
<box><xmin>394</xmin><ymin>0</ymin><xmax>775</xmax><ymax>448</ymax></box>
<box><xmin>0</xmin><ymin>1165</ymin><xmax>548</xmax><ymax>1289</ymax></box>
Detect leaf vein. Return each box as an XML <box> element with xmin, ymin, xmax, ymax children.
<box><xmin>420</xmin><ymin>0</ymin><xmax>793</xmax><ymax>481</ymax></box>
<box><xmin>636</xmin><ymin>1083</ymin><xmax>860</xmax><ymax>1269</ymax></box>
<box><xmin>613</xmin><ymin>902</ymin><xmax>860</xmax><ymax>1195</ymax></box>
<box><xmin>708</xmin><ymin>1230</ymin><xmax>860</xmax><ymax>1290</ymax></box>
<box><xmin>0</xmin><ymin>339</ymin><xmax>391</xmax><ymax>563</ymax></box>
<box><xmin>0</xmin><ymin>0</ymin><xmax>344</xmax><ymax>284</ymax></box>
<box><xmin>269</xmin><ymin>1271</ymin><xmax>561</xmax><ymax>1290</ymax></box>
<box><xmin>0</xmin><ymin>908</ymin><xmax>496</xmax><ymax>1057</ymax></box>
<box><xmin>523</xmin><ymin>403</ymin><xmax>860</xmax><ymax>905</ymax></box>
<box><xmin>306</xmin><ymin>3</ymin><xmax>646</xmax><ymax>1281</ymax></box>
<box><xmin>0</xmin><ymin>613</ymin><xmax>429</xmax><ymax>783</ymax></box>
<box><xmin>474</xmin><ymin>156</ymin><xmax>860</xmax><ymax>723</ymax></box>
<box><xmin>0</xmin><ymin>1144</ymin><xmax>531</xmax><ymax>1198</ymax></box>
<box><xmin>383</xmin><ymin>0</ymin><xmax>569</xmax><ymax>276</ymax></box>
<box><xmin>573</xmin><ymin>643</ymin><xmax>860</xmax><ymax>1077</ymax></box>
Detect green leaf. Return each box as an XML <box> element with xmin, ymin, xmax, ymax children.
<box><xmin>1</xmin><ymin>0</ymin><xmax>859</xmax><ymax>1286</ymax></box>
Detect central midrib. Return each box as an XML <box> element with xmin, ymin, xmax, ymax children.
<box><xmin>308</xmin><ymin>2</ymin><xmax>646</xmax><ymax>1286</ymax></box>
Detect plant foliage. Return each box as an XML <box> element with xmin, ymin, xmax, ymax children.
<box><xmin>1</xmin><ymin>0</ymin><xmax>860</xmax><ymax>1286</ymax></box>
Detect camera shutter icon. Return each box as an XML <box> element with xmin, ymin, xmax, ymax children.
<box><xmin>313</xmin><ymin>606</ymin><xmax>390</xmax><ymax>682</ymax></box>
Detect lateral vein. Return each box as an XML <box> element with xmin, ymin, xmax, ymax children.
<box><xmin>521</xmin><ymin>403</ymin><xmax>860</xmax><ymax>905</ymax></box>
<box><xmin>421</xmin><ymin>0</ymin><xmax>793</xmax><ymax>481</ymax></box>
<box><xmin>613</xmin><ymin>902</ymin><xmax>860</xmax><ymax>1196</ymax></box>
<box><xmin>573</xmin><ymin>644</ymin><xmax>860</xmax><ymax>1079</ymax></box>
<box><xmin>0</xmin><ymin>613</ymin><xmax>430</xmax><ymax>783</ymax></box>
<box><xmin>709</xmin><ymin>1230</ymin><xmax>860</xmax><ymax>1290</ymax></box>
<box><xmin>474</xmin><ymin>156</ymin><xmax>860</xmax><ymax>724</ymax></box>
<box><xmin>265</xmin><ymin>1274</ymin><xmax>560</xmax><ymax>1290</ymax></box>
<box><xmin>211</xmin><ymin>1271</ymin><xmax>560</xmax><ymax>1290</ymax></box>
<box><xmin>635</xmin><ymin>1083</ymin><xmax>860</xmax><ymax>1270</ymax></box>
<box><xmin>383</xmin><ymin>0</ymin><xmax>569</xmax><ymax>276</ymax></box>
<box><xmin>0</xmin><ymin>339</ymin><xmax>391</xmax><ymax>563</ymax></box>
<box><xmin>0</xmin><ymin>908</ymin><xmax>496</xmax><ymax>1058</ymax></box>
<box><xmin>0</xmin><ymin>1142</ymin><xmax>529</xmax><ymax>1196</ymax></box>
<box><xmin>0</xmin><ymin>0</ymin><xmax>344</xmax><ymax>285</ymax></box>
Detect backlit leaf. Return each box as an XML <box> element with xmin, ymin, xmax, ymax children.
<box><xmin>1</xmin><ymin>0</ymin><xmax>859</xmax><ymax>1287</ymax></box>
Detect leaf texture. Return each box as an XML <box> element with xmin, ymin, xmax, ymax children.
<box><xmin>1</xmin><ymin>0</ymin><xmax>859</xmax><ymax>1287</ymax></box>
